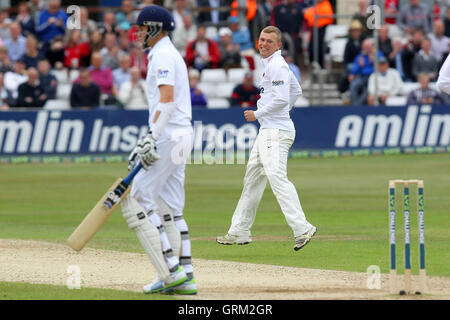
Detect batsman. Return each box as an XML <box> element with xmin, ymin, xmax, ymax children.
<box><xmin>217</xmin><ymin>26</ymin><xmax>316</xmax><ymax>251</ymax></box>
<box><xmin>122</xmin><ymin>5</ymin><xmax>196</xmax><ymax>295</ymax></box>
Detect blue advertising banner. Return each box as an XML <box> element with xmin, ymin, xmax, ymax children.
<box><xmin>1</xmin><ymin>105</ymin><xmax>450</xmax><ymax>158</ymax></box>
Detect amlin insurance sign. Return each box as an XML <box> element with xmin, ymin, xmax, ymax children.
<box><xmin>0</xmin><ymin>105</ymin><xmax>449</xmax><ymax>156</ymax></box>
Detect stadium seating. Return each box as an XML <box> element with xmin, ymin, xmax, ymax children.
<box><xmin>56</xmin><ymin>83</ymin><xmax>72</xmax><ymax>100</ymax></box>
<box><xmin>207</xmin><ymin>98</ymin><xmax>230</xmax><ymax>109</ymax></box>
<box><xmin>328</xmin><ymin>38</ymin><xmax>347</xmax><ymax>63</ymax></box>
<box><xmin>200</xmin><ymin>68</ymin><xmax>227</xmax><ymax>83</ymax></box>
<box><xmin>43</xmin><ymin>99</ymin><xmax>71</xmax><ymax>110</ymax></box>
<box><xmin>324</xmin><ymin>24</ymin><xmax>348</xmax><ymax>44</ymax></box>
<box><xmin>227</xmin><ymin>68</ymin><xmax>247</xmax><ymax>84</ymax></box>
<box><xmin>386</xmin><ymin>96</ymin><xmax>408</xmax><ymax>106</ymax></box>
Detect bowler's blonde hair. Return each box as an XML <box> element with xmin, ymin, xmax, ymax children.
<box><xmin>261</xmin><ymin>26</ymin><xmax>282</xmax><ymax>43</ymax></box>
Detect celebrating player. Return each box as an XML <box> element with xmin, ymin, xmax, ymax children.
<box><xmin>121</xmin><ymin>5</ymin><xmax>196</xmax><ymax>295</ymax></box>
<box><xmin>216</xmin><ymin>26</ymin><xmax>317</xmax><ymax>251</ymax></box>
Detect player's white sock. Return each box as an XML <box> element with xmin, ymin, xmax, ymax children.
<box><xmin>155</xmin><ymin>197</ymin><xmax>181</xmax><ymax>258</ymax></box>
<box><xmin>174</xmin><ymin>213</ymin><xmax>194</xmax><ymax>275</ymax></box>
<box><xmin>147</xmin><ymin>210</ymin><xmax>179</xmax><ymax>271</ymax></box>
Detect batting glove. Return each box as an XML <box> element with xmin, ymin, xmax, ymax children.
<box><xmin>128</xmin><ymin>146</ymin><xmax>139</xmax><ymax>171</ymax></box>
<box><xmin>136</xmin><ymin>132</ymin><xmax>160</xmax><ymax>170</ymax></box>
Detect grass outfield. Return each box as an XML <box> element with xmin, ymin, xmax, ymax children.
<box><xmin>1</xmin><ymin>153</ymin><xmax>449</xmax><ymax>282</ymax></box>
<box><xmin>0</xmin><ymin>282</ymin><xmax>176</xmax><ymax>300</ymax></box>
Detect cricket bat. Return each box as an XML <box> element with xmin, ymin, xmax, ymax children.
<box><xmin>67</xmin><ymin>163</ymin><xmax>142</xmax><ymax>251</ymax></box>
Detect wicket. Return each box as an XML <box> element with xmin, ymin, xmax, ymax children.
<box><xmin>388</xmin><ymin>179</ymin><xmax>426</xmax><ymax>295</ymax></box>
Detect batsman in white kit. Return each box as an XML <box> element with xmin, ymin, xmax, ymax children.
<box><xmin>121</xmin><ymin>5</ymin><xmax>196</xmax><ymax>294</ymax></box>
<box><xmin>217</xmin><ymin>26</ymin><xmax>316</xmax><ymax>251</ymax></box>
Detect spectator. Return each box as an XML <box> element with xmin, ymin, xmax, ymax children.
<box><xmin>113</xmin><ymin>54</ymin><xmax>131</xmax><ymax>90</ymax></box>
<box><xmin>282</xmin><ymin>50</ymin><xmax>301</xmax><ymax>83</ymax></box>
<box><xmin>412</xmin><ymin>37</ymin><xmax>439</xmax><ymax>81</ymax></box>
<box><xmin>445</xmin><ymin>8</ymin><xmax>450</xmax><ymax>37</ymax></box>
<box><xmin>129</xmin><ymin>45</ymin><xmax>148</xmax><ymax>79</ymax></box>
<box><xmin>4</xmin><ymin>22</ymin><xmax>26</xmax><ymax>62</ymax></box>
<box><xmin>4</xmin><ymin>59</ymin><xmax>28</xmax><ymax>106</ymax></box>
<box><xmin>117</xmin><ymin>26</ymin><xmax>132</xmax><ymax>52</ymax></box>
<box><xmin>115</xmin><ymin>0</ymin><xmax>138</xmax><ymax>25</ymax></box>
<box><xmin>36</xmin><ymin>0</ymin><xmax>68</xmax><ymax>45</ymax></box>
<box><xmin>45</xmin><ymin>35</ymin><xmax>65</xmax><ymax>69</ymax></box>
<box><xmin>217</xmin><ymin>27</ymin><xmax>241</xmax><ymax>70</ymax></box>
<box><xmin>172</xmin><ymin>13</ymin><xmax>197</xmax><ymax>56</ymax></box>
<box><xmin>339</xmin><ymin>20</ymin><xmax>366</xmax><ymax>94</ymax></box>
<box><xmin>197</xmin><ymin>0</ymin><xmax>230</xmax><ymax>25</ymax></box>
<box><xmin>401</xmin><ymin>28</ymin><xmax>424</xmax><ymax>82</ymax></box>
<box><xmin>367</xmin><ymin>57</ymin><xmax>403</xmax><ymax>106</ymax></box>
<box><xmin>385</xmin><ymin>0</ymin><xmax>399</xmax><ymax>25</ymax></box>
<box><xmin>378</xmin><ymin>25</ymin><xmax>393</xmax><ymax>61</ymax></box>
<box><xmin>185</xmin><ymin>25</ymin><xmax>221</xmax><ymax>71</ymax></box>
<box><xmin>100</xmin><ymin>32</ymin><xmax>127</xmax><ymax>70</ymax></box>
<box><xmin>304</xmin><ymin>0</ymin><xmax>334</xmax><ymax>69</ymax></box>
<box><xmin>21</xmin><ymin>34</ymin><xmax>44</xmax><ymax>68</ymax></box>
<box><xmin>99</xmin><ymin>11</ymin><xmax>117</xmax><ymax>36</ymax></box>
<box><xmin>0</xmin><ymin>45</ymin><xmax>12</xmax><ymax>73</ymax></box>
<box><xmin>16</xmin><ymin>67</ymin><xmax>47</xmax><ymax>108</ymax></box>
<box><xmin>227</xmin><ymin>16</ymin><xmax>254</xmax><ymax>54</ymax></box>
<box><xmin>28</xmin><ymin>0</ymin><xmax>45</xmax><ymax>22</ymax></box>
<box><xmin>15</xmin><ymin>2</ymin><xmax>35</xmax><ymax>36</ymax></box>
<box><xmin>88</xmin><ymin>52</ymin><xmax>114</xmax><ymax>96</ymax></box>
<box><xmin>388</xmin><ymin>37</ymin><xmax>407</xmax><ymax>80</ymax></box>
<box><xmin>352</xmin><ymin>0</ymin><xmax>372</xmax><ymax>37</ymax></box>
<box><xmin>397</xmin><ymin>0</ymin><xmax>432</xmax><ymax>37</ymax></box>
<box><xmin>37</xmin><ymin>58</ymin><xmax>57</xmax><ymax>100</ymax></box>
<box><xmin>79</xmin><ymin>6</ymin><xmax>97</xmax><ymax>43</ymax></box>
<box><xmin>0</xmin><ymin>9</ymin><xmax>12</xmax><ymax>40</ymax></box>
<box><xmin>230</xmin><ymin>71</ymin><xmax>260</xmax><ymax>108</ymax></box>
<box><xmin>429</xmin><ymin>20</ymin><xmax>450</xmax><ymax>63</ymax></box>
<box><xmin>348</xmin><ymin>38</ymin><xmax>383</xmax><ymax>105</ymax></box>
<box><xmin>118</xmin><ymin>66</ymin><xmax>147</xmax><ymax>110</ymax></box>
<box><xmin>70</xmin><ymin>68</ymin><xmax>100</xmax><ymax>109</ymax></box>
<box><xmin>188</xmin><ymin>68</ymin><xmax>207</xmax><ymax>107</ymax></box>
<box><xmin>0</xmin><ymin>73</ymin><xmax>9</xmax><ymax>110</ymax></box>
<box><xmin>173</xmin><ymin>0</ymin><xmax>190</xmax><ymax>29</ymax></box>
<box><xmin>272</xmin><ymin>0</ymin><xmax>304</xmax><ymax>63</ymax></box>
<box><xmin>64</xmin><ymin>29</ymin><xmax>90</xmax><ymax>69</ymax></box>
<box><xmin>407</xmin><ymin>72</ymin><xmax>448</xmax><ymax>105</ymax></box>
<box><xmin>89</xmin><ymin>30</ymin><xmax>104</xmax><ymax>54</ymax></box>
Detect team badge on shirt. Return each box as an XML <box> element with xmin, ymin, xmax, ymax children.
<box><xmin>157</xmin><ymin>69</ymin><xmax>169</xmax><ymax>78</ymax></box>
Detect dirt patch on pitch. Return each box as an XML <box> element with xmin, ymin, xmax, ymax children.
<box><xmin>1</xmin><ymin>239</ymin><xmax>449</xmax><ymax>300</ymax></box>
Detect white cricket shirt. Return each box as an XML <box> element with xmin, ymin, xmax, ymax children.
<box><xmin>253</xmin><ymin>50</ymin><xmax>302</xmax><ymax>132</ymax></box>
<box><xmin>437</xmin><ymin>54</ymin><xmax>450</xmax><ymax>95</ymax></box>
<box><xmin>146</xmin><ymin>36</ymin><xmax>192</xmax><ymax>137</ymax></box>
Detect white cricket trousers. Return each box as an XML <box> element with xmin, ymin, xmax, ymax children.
<box><xmin>131</xmin><ymin>129</ymin><xmax>193</xmax><ymax>214</ymax></box>
<box><xmin>228</xmin><ymin>128</ymin><xmax>312</xmax><ymax>238</ymax></box>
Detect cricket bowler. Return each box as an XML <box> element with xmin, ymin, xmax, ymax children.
<box><xmin>122</xmin><ymin>5</ymin><xmax>196</xmax><ymax>295</ymax></box>
<box><xmin>217</xmin><ymin>26</ymin><xmax>317</xmax><ymax>251</ymax></box>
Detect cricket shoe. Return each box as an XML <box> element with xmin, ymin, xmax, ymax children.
<box><xmin>216</xmin><ymin>233</ymin><xmax>251</xmax><ymax>245</ymax></box>
<box><xmin>293</xmin><ymin>226</ymin><xmax>317</xmax><ymax>251</ymax></box>
<box><xmin>163</xmin><ymin>277</ymin><xmax>198</xmax><ymax>295</ymax></box>
<box><xmin>143</xmin><ymin>266</ymin><xmax>188</xmax><ymax>294</ymax></box>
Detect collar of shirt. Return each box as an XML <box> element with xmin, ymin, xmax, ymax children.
<box><xmin>148</xmin><ymin>36</ymin><xmax>171</xmax><ymax>60</ymax></box>
<box><xmin>261</xmin><ymin>50</ymin><xmax>282</xmax><ymax>69</ymax></box>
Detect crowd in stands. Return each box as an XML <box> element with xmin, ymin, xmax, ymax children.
<box><xmin>0</xmin><ymin>0</ymin><xmax>449</xmax><ymax>111</ymax></box>
<box><xmin>338</xmin><ymin>0</ymin><xmax>450</xmax><ymax>105</ymax></box>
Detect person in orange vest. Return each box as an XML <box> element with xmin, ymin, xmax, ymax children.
<box><xmin>303</xmin><ymin>0</ymin><xmax>334</xmax><ymax>68</ymax></box>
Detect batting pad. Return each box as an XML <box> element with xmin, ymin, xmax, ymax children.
<box><xmin>122</xmin><ymin>195</ymin><xmax>170</xmax><ymax>281</ymax></box>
